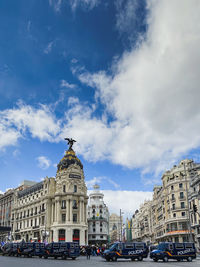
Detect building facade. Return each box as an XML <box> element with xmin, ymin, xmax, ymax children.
<box><xmin>87</xmin><ymin>184</ymin><xmax>109</xmax><ymax>245</ymax></box>
<box><xmin>0</xmin><ymin>180</ymin><xmax>36</xmax><ymax>242</ymax></box>
<box><xmin>188</xmin><ymin>162</ymin><xmax>200</xmax><ymax>250</ymax></box>
<box><xmin>109</xmin><ymin>213</ymin><xmax>122</xmax><ymax>243</ymax></box>
<box><xmin>11</xmin><ymin>144</ymin><xmax>88</xmax><ymax>245</ymax></box>
<box><xmin>132</xmin><ymin>159</ymin><xmax>200</xmax><ymax>245</ymax></box>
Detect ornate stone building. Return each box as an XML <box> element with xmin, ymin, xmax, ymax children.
<box><xmin>0</xmin><ymin>180</ymin><xmax>36</xmax><ymax>242</ymax></box>
<box><xmin>132</xmin><ymin>159</ymin><xmax>200</xmax><ymax>245</ymax></box>
<box><xmin>109</xmin><ymin>213</ymin><xmax>122</xmax><ymax>243</ymax></box>
<box><xmin>87</xmin><ymin>184</ymin><xmax>109</xmax><ymax>245</ymax></box>
<box><xmin>11</xmin><ymin>142</ymin><xmax>88</xmax><ymax>245</ymax></box>
<box><xmin>188</xmin><ymin>162</ymin><xmax>200</xmax><ymax>250</ymax></box>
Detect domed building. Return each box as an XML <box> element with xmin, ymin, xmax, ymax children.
<box><xmin>87</xmin><ymin>184</ymin><xmax>109</xmax><ymax>245</ymax></box>
<box><xmin>11</xmin><ymin>139</ymin><xmax>88</xmax><ymax>245</ymax></box>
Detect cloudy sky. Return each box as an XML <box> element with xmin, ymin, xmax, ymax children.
<box><xmin>0</xmin><ymin>0</ymin><xmax>200</xmax><ymax>216</ymax></box>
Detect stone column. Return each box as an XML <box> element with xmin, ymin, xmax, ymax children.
<box><xmin>67</xmin><ymin>199</ymin><xmax>70</xmax><ymax>221</ymax></box>
<box><xmin>79</xmin><ymin>199</ymin><xmax>83</xmax><ymax>223</ymax></box>
<box><xmin>57</xmin><ymin>199</ymin><xmax>61</xmax><ymax>224</ymax></box>
<box><xmin>70</xmin><ymin>199</ymin><xmax>73</xmax><ymax>222</ymax></box>
<box><xmin>51</xmin><ymin>203</ymin><xmax>54</xmax><ymax>223</ymax></box>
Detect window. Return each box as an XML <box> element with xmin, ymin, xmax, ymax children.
<box><xmin>180</xmin><ymin>192</ymin><xmax>184</xmax><ymax>199</ymax></box>
<box><xmin>100</xmin><ymin>228</ymin><xmax>102</xmax><ymax>232</ymax></box>
<box><xmin>181</xmin><ymin>202</ymin><xmax>185</xmax><ymax>208</ymax></box>
<box><xmin>171</xmin><ymin>194</ymin><xmax>175</xmax><ymax>200</ymax></box>
<box><xmin>61</xmin><ymin>200</ymin><xmax>66</xmax><ymax>209</ymax></box>
<box><xmin>135</xmin><ymin>244</ymin><xmax>144</xmax><ymax>249</ymax></box>
<box><xmin>93</xmin><ymin>228</ymin><xmax>95</xmax><ymax>232</ymax></box>
<box><xmin>173</xmin><ymin>213</ymin><xmax>176</xmax><ymax>218</ymax></box>
<box><xmin>73</xmin><ymin>213</ymin><xmax>77</xmax><ymax>222</ymax></box>
<box><xmin>92</xmin><ymin>235</ymin><xmax>95</xmax><ymax>239</ymax></box>
<box><xmin>125</xmin><ymin>244</ymin><xmax>134</xmax><ymax>249</ymax></box>
<box><xmin>171</xmin><ymin>185</ymin><xmax>174</xmax><ymax>190</ymax></box>
<box><xmin>92</xmin><ymin>222</ymin><xmax>95</xmax><ymax>227</ymax></box>
<box><xmin>63</xmin><ymin>185</ymin><xmax>66</xmax><ymax>193</ymax></box>
<box><xmin>74</xmin><ymin>185</ymin><xmax>77</xmax><ymax>193</ymax></box>
<box><xmin>100</xmin><ymin>235</ymin><xmax>103</xmax><ymax>239</ymax></box>
<box><xmin>172</xmin><ymin>204</ymin><xmax>175</xmax><ymax>210</ymax></box>
<box><xmin>185</xmin><ymin>244</ymin><xmax>193</xmax><ymax>249</ymax></box>
<box><xmin>179</xmin><ymin>183</ymin><xmax>183</xmax><ymax>188</ymax></box>
<box><xmin>182</xmin><ymin>212</ymin><xmax>186</xmax><ymax>217</ymax></box>
<box><xmin>92</xmin><ymin>209</ymin><xmax>95</xmax><ymax>213</ymax></box>
<box><xmin>73</xmin><ymin>200</ymin><xmax>77</xmax><ymax>209</ymax></box>
<box><xmin>175</xmin><ymin>243</ymin><xmax>184</xmax><ymax>249</ymax></box>
<box><xmin>62</xmin><ymin>214</ymin><xmax>66</xmax><ymax>222</ymax></box>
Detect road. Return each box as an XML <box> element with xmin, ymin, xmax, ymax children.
<box><xmin>0</xmin><ymin>255</ymin><xmax>199</xmax><ymax>267</ymax></box>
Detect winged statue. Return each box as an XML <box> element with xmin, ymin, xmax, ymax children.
<box><xmin>65</xmin><ymin>138</ymin><xmax>76</xmax><ymax>150</ymax></box>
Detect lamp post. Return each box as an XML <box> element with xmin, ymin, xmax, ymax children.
<box><xmin>119</xmin><ymin>209</ymin><xmax>124</xmax><ymax>242</ymax></box>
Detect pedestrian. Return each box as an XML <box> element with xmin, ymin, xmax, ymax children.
<box><xmin>86</xmin><ymin>245</ymin><xmax>91</xmax><ymax>260</ymax></box>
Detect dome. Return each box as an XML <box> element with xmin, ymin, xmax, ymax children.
<box><xmin>57</xmin><ymin>148</ymin><xmax>83</xmax><ymax>172</ymax></box>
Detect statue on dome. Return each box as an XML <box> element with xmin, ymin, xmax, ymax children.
<box><xmin>65</xmin><ymin>137</ymin><xmax>76</xmax><ymax>150</ymax></box>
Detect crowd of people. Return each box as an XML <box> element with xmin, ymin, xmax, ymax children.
<box><xmin>80</xmin><ymin>245</ymin><xmax>107</xmax><ymax>259</ymax></box>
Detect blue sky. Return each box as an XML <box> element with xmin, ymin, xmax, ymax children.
<box><xmin>0</xmin><ymin>0</ymin><xmax>200</xmax><ymax>214</ymax></box>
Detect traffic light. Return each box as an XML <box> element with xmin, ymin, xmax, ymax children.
<box><xmin>193</xmin><ymin>204</ymin><xmax>197</xmax><ymax>213</ymax></box>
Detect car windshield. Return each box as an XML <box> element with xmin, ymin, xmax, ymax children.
<box><xmin>109</xmin><ymin>244</ymin><xmax>117</xmax><ymax>251</ymax></box>
<box><xmin>157</xmin><ymin>243</ymin><xmax>168</xmax><ymax>251</ymax></box>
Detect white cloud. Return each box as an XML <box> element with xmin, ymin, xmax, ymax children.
<box><xmin>86</xmin><ymin>176</ymin><xmax>120</xmax><ymax>189</ymax></box>
<box><xmin>36</xmin><ymin>156</ymin><xmax>51</xmax><ymax>170</ymax></box>
<box><xmin>13</xmin><ymin>149</ymin><xmax>20</xmax><ymax>157</ymax></box>
<box><xmin>44</xmin><ymin>41</ymin><xmax>54</xmax><ymax>54</ymax></box>
<box><xmin>69</xmin><ymin>0</ymin><xmax>99</xmax><ymax>11</ymax></box>
<box><xmin>88</xmin><ymin>190</ymin><xmax>152</xmax><ymax>218</ymax></box>
<box><xmin>71</xmin><ymin>0</ymin><xmax>200</xmax><ymax>174</ymax></box>
<box><xmin>49</xmin><ymin>0</ymin><xmax>63</xmax><ymax>12</ymax></box>
<box><xmin>115</xmin><ymin>0</ymin><xmax>147</xmax><ymax>43</ymax></box>
<box><xmin>0</xmin><ymin>102</ymin><xmax>61</xmax><ymax>150</ymax></box>
<box><xmin>1</xmin><ymin>1</ymin><xmax>200</xmax><ymax>178</ymax></box>
<box><xmin>60</xmin><ymin>79</ymin><xmax>76</xmax><ymax>89</ymax></box>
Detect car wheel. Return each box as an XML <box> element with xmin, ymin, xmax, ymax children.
<box><xmin>131</xmin><ymin>257</ymin><xmax>135</xmax><ymax>261</ymax></box>
<box><xmin>187</xmin><ymin>256</ymin><xmax>192</xmax><ymax>262</ymax></box>
<box><xmin>153</xmin><ymin>258</ymin><xmax>158</xmax><ymax>262</ymax></box>
<box><xmin>72</xmin><ymin>257</ymin><xmax>76</xmax><ymax>260</ymax></box>
<box><xmin>106</xmin><ymin>257</ymin><xmax>110</xmax><ymax>262</ymax></box>
<box><xmin>163</xmin><ymin>256</ymin><xmax>168</xmax><ymax>262</ymax></box>
<box><xmin>138</xmin><ymin>256</ymin><xmax>143</xmax><ymax>261</ymax></box>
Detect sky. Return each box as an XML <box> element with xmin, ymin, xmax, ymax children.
<box><xmin>0</xmin><ymin>0</ymin><xmax>200</xmax><ymax>217</ymax></box>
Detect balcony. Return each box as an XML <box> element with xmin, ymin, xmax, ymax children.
<box><xmin>15</xmin><ymin>229</ymin><xmax>20</xmax><ymax>232</ymax></box>
<box><xmin>170</xmin><ymin>198</ymin><xmax>176</xmax><ymax>202</ymax></box>
<box><xmin>32</xmin><ymin>225</ymin><xmax>40</xmax><ymax>229</ymax></box>
<box><xmin>61</xmin><ymin>207</ymin><xmax>66</xmax><ymax>210</ymax></box>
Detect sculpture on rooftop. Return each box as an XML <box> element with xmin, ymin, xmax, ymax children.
<box><xmin>65</xmin><ymin>138</ymin><xmax>76</xmax><ymax>150</ymax></box>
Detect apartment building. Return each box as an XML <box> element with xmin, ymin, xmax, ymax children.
<box><xmin>188</xmin><ymin>162</ymin><xmax>200</xmax><ymax>250</ymax></box>
<box><xmin>87</xmin><ymin>184</ymin><xmax>109</xmax><ymax>245</ymax></box>
<box><xmin>0</xmin><ymin>180</ymin><xmax>36</xmax><ymax>242</ymax></box>
<box><xmin>132</xmin><ymin>159</ymin><xmax>199</xmax><ymax>244</ymax></box>
<box><xmin>109</xmin><ymin>213</ymin><xmax>122</xmax><ymax>242</ymax></box>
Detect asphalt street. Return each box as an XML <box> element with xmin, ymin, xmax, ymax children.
<box><xmin>0</xmin><ymin>256</ymin><xmax>200</xmax><ymax>267</ymax></box>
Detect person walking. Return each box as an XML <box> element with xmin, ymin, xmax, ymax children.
<box><xmin>86</xmin><ymin>245</ymin><xmax>91</xmax><ymax>260</ymax></box>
